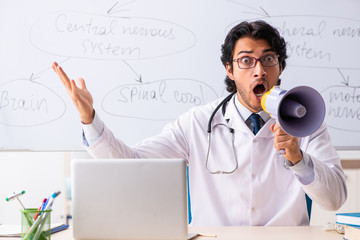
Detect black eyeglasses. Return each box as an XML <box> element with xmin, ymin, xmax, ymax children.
<box><xmin>233</xmin><ymin>54</ymin><xmax>279</xmax><ymax>69</ymax></box>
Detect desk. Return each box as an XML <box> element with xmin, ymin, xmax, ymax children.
<box><xmin>18</xmin><ymin>226</ymin><xmax>342</xmax><ymax>240</ymax></box>
<box><xmin>190</xmin><ymin>226</ymin><xmax>343</xmax><ymax>240</ymax></box>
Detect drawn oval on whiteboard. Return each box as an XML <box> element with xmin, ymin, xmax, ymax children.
<box><xmin>101</xmin><ymin>79</ymin><xmax>218</xmax><ymax>120</ymax></box>
<box><xmin>321</xmin><ymin>85</ymin><xmax>360</xmax><ymax>132</ymax></box>
<box><xmin>0</xmin><ymin>79</ymin><xmax>66</xmax><ymax>127</ymax></box>
<box><xmin>30</xmin><ymin>11</ymin><xmax>197</xmax><ymax>60</ymax></box>
<box><xmin>227</xmin><ymin>16</ymin><xmax>360</xmax><ymax>69</ymax></box>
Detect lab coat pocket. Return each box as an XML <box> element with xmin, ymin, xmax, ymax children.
<box><xmin>273</xmin><ymin>152</ymin><xmax>297</xmax><ymax>192</ymax></box>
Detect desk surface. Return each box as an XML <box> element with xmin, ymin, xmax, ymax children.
<box><xmin>190</xmin><ymin>226</ymin><xmax>343</xmax><ymax>240</ymax></box>
<box><xmin>34</xmin><ymin>226</ymin><xmax>343</xmax><ymax>240</ymax></box>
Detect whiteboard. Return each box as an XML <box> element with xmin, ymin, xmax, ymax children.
<box><xmin>0</xmin><ymin>0</ymin><xmax>359</xmax><ymax>150</ymax></box>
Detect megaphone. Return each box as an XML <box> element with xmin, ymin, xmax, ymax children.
<box><xmin>261</xmin><ymin>86</ymin><xmax>326</xmax><ymax>137</ymax></box>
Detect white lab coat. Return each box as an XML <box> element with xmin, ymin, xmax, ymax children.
<box><xmin>85</xmin><ymin>95</ymin><xmax>347</xmax><ymax>226</ymax></box>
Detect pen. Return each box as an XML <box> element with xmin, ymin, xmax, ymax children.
<box><xmin>42</xmin><ymin>191</ymin><xmax>61</xmax><ymax>211</ymax></box>
<box><xmin>44</xmin><ymin>191</ymin><xmax>61</xmax><ymax>211</ymax></box>
<box><xmin>33</xmin><ymin>198</ymin><xmax>47</xmax><ymax>220</ymax></box>
<box><xmin>41</xmin><ymin>196</ymin><xmax>50</xmax><ymax>211</ymax></box>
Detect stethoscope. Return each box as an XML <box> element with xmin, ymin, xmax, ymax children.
<box><xmin>205</xmin><ymin>92</ymin><xmax>238</xmax><ymax>174</ymax></box>
<box><xmin>205</xmin><ymin>91</ymin><xmax>290</xmax><ymax>174</ymax></box>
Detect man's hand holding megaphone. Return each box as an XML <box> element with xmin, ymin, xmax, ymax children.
<box><xmin>269</xmin><ymin>122</ymin><xmax>303</xmax><ymax>165</ymax></box>
<box><xmin>262</xmin><ymin>85</ymin><xmax>326</xmax><ymax>165</ymax></box>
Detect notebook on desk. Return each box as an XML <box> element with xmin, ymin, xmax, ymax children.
<box><xmin>71</xmin><ymin>158</ymin><xmax>197</xmax><ymax>240</ymax></box>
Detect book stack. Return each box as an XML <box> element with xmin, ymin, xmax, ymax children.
<box><xmin>336</xmin><ymin>212</ymin><xmax>360</xmax><ymax>240</ymax></box>
<box><xmin>344</xmin><ymin>225</ymin><xmax>360</xmax><ymax>240</ymax></box>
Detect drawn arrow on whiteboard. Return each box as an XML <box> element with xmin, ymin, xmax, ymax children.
<box><xmin>26</xmin><ymin>57</ymin><xmax>72</xmax><ymax>84</ymax></box>
<box><xmin>122</xmin><ymin>60</ymin><xmax>142</xmax><ymax>83</ymax></box>
<box><xmin>226</xmin><ymin>0</ymin><xmax>270</xmax><ymax>17</ymax></box>
<box><xmin>107</xmin><ymin>0</ymin><xmax>137</xmax><ymax>15</ymax></box>
<box><xmin>337</xmin><ymin>69</ymin><xmax>350</xmax><ymax>86</ymax></box>
<box><xmin>28</xmin><ymin>73</ymin><xmax>40</xmax><ymax>82</ymax></box>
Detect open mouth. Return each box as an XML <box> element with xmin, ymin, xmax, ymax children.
<box><xmin>253</xmin><ymin>83</ymin><xmax>266</xmax><ymax>97</ymax></box>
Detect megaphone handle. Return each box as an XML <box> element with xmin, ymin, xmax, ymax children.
<box><xmin>278</xmin><ymin>149</ymin><xmax>291</xmax><ymax>169</ymax></box>
<box><xmin>273</xmin><ymin>119</ymin><xmax>286</xmax><ymax>155</ymax></box>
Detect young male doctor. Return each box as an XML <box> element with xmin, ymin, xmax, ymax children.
<box><xmin>53</xmin><ymin>20</ymin><xmax>347</xmax><ymax>226</ymax></box>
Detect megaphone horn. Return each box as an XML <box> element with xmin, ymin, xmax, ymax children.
<box><xmin>261</xmin><ymin>86</ymin><xmax>326</xmax><ymax>137</ymax></box>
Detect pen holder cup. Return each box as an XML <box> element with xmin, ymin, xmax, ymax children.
<box><xmin>20</xmin><ymin>208</ymin><xmax>52</xmax><ymax>240</ymax></box>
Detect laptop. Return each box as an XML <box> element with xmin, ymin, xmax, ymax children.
<box><xmin>71</xmin><ymin>158</ymin><xmax>197</xmax><ymax>240</ymax></box>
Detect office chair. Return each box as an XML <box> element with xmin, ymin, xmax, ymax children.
<box><xmin>187</xmin><ymin>166</ymin><xmax>192</xmax><ymax>224</ymax></box>
<box><xmin>306</xmin><ymin>194</ymin><xmax>312</xmax><ymax>221</ymax></box>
